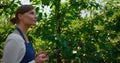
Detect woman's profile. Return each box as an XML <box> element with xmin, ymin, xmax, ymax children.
<box><xmin>2</xmin><ymin>5</ymin><xmax>48</xmax><ymax>63</ymax></box>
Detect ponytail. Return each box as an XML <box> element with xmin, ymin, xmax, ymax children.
<box><xmin>10</xmin><ymin>17</ymin><xmax>19</xmax><ymax>25</ymax></box>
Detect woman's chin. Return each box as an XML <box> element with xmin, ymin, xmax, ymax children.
<box><xmin>32</xmin><ymin>22</ymin><xmax>37</xmax><ymax>26</ymax></box>
<box><xmin>32</xmin><ymin>23</ymin><xmax>36</xmax><ymax>26</ymax></box>
<box><xmin>29</xmin><ymin>23</ymin><xmax>36</xmax><ymax>27</ymax></box>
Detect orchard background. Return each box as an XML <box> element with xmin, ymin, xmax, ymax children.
<box><xmin>0</xmin><ymin>0</ymin><xmax>120</xmax><ymax>63</ymax></box>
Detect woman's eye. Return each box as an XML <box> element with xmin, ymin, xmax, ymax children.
<box><xmin>30</xmin><ymin>12</ymin><xmax>34</xmax><ymax>15</ymax></box>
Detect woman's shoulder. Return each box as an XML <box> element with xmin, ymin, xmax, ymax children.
<box><xmin>6</xmin><ymin>33</ymin><xmax>24</xmax><ymax>43</ymax></box>
<box><xmin>8</xmin><ymin>33</ymin><xmax>22</xmax><ymax>39</ymax></box>
<box><xmin>4</xmin><ymin>33</ymin><xmax>25</xmax><ymax>48</ymax></box>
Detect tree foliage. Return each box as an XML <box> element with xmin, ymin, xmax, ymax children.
<box><xmin>0</xmin><ymin>0</ymin><xmax>120</xmax><ymax>63</ymax></box>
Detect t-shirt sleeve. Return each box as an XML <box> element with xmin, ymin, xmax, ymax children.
<box><xmin>2</xmin><ymin>38</ymin><xmax>22</xmax><ymax>63</ymax></box>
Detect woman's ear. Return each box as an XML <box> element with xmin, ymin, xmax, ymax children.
<box><xmin>18</xmin><ymin>14</ymin><xmax>23</xmax><ymax>20</ymax></box>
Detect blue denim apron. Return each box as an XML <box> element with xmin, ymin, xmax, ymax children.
<box><xmin>16</xmin><ymin>27</ymin><xmax>35</xmax><ymax>63</ymax></box>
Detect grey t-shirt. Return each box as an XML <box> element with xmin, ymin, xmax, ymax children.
<box><xmin>2</xmin><ymin>33</ymin><xmax>26</xmax><ymax>63</ymax></box>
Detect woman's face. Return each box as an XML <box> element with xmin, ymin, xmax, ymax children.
<box><xmin>19</xmin><ymin>9</ymin><xmax>37</xmax><ymax>26</ymax></box>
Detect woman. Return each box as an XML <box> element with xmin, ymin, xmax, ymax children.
<box><xmin>2</xmin><ymin>5</ymin><xmax>48</xmax><ymax>63</ymax></box>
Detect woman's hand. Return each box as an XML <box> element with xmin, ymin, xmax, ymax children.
<box><xmin>35</xmin><ymin>51</ymin><xmax>49</xmax><ymax>63</ymax></box>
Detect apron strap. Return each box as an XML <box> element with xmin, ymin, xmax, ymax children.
<box><xmin>16</xmin><ymin>27</ymin><xmax>27</xmax><ymax>43</ymax></box>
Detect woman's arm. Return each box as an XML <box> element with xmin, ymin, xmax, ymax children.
<box><xmin>2</xmin><ymin>38</ymin><xmax>23</xmax><ymax>63</ymax></box>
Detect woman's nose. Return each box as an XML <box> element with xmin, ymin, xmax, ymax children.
<box><xmin>35</xmin><ymin>15</ymin><xmax>38</xmax><ymax>19</ymax></box>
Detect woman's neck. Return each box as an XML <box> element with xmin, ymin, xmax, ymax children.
<box><xmin>15</xmin><ymin>23</ymin><xmax>29</xmax><ymax>34</ymax></box>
